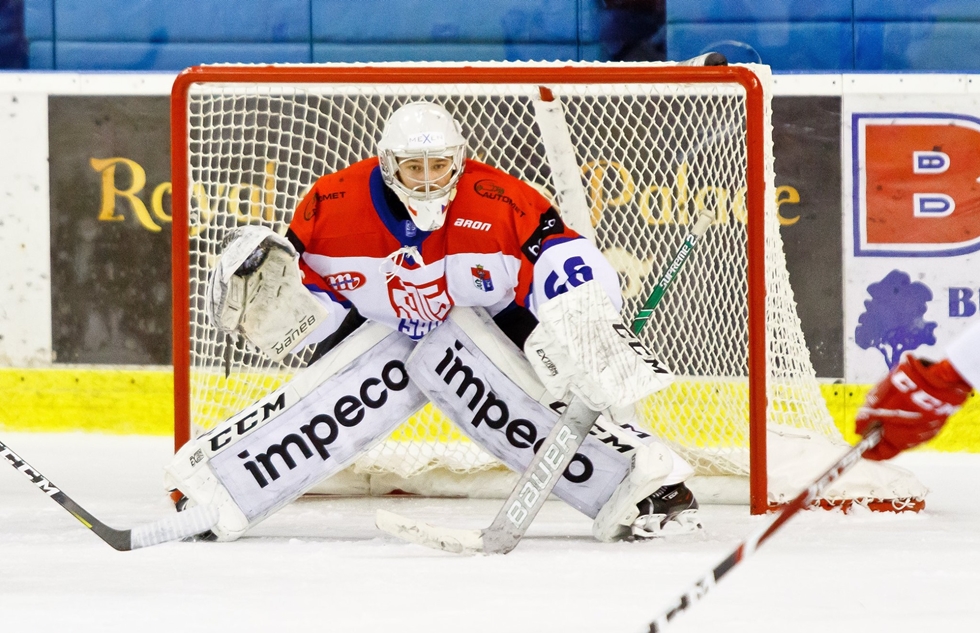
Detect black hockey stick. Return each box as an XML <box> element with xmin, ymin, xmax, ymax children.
<box><xmin>1</xmin><ymin>439</ymin><xmax>219</xmax><ymax>551</ymax></box>
<box><xmin>376</xmin><ymin>208</ymin><xmax>716</xmax><ymax>554</ymax></box>
<box><xmin>644</xmin><ymin>423</ymin><xmax>884</xmax><ymax>632</ymax></box>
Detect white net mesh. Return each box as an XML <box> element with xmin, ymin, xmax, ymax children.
<box><xmin>177</xmin><ymin>63</ymin><xmax>842</xmax><ymax>496</ymax></box>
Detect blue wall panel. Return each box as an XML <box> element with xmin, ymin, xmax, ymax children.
<box><xmin>22</xmin><ymin>0</ymin><xmax>980</xmax><ymax>71</ymax></box>
<box><xmin>668</xmin><ymin>22</ymin><xmax>853</xmax><ymax>70</ymax></box>
<box><xmin>312</xmin><ymin>0</ymin><xmax>578</xmax><ymax>43</ymax></box>
<box><xmin>313</xmin><ymin>42</ymin><xmax>581</xmax><ymax>64</ymax></box>
<box><xmin>667</xmin><ymin>0</ymin><xmax>851</xmax><ymax>23</ymax></box>
<box><xmin>55</xmin><ymin>0</ymin><xmax>310</xmax><ymax>42</ymax></box>
<box><xmin>24</xmin><ymin>0</ymin><xmax>52</xmax><ymax>39</ymax></box>
<box><xmin>856</xmin><ymin>22</ymin><xmax>980</xmax><ymax>71</ymax></box>
<box><xmin>576</xmin><ymin>0</ymin><xmax>603</xmax><ymax>44</ymax></box>
<box><xmin>854</xmin><ymin>1</ymin><xmax>980</xmax><ymax>21</ymax></box>
<box><xmin>28</xmin><ymin>40</ymin><xmax>53</xmax><ymax>68</ymax></box>
<box><xmin>20</xmin><ymin>0</ymin><xmax>646</xmax><ymax>69</ymax></box>
<box><xmin>53</xmin><ymin>42</ymin><xmax>311</xmax><ymax>70</ymax></box>
<box><xmin>577</xmin><ymin>42</ymin><xmax>603</xmax><ymax>60</ymax></box>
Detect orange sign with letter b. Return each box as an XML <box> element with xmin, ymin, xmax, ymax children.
<box><xmin>854</xmin><ymin>113</ymin><xmax>980</xmax><ymax>257</ymax></box>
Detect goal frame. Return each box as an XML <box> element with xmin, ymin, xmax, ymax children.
<box><xmin>169</xmin><ymin>63</ymin><xmax>769</xmax><ymax>513</ymax></box>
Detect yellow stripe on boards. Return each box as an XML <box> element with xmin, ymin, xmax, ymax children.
<box><xmin>0</xmin><ymin>368</ymin><xmax>173</xmax><ymax>435</ymax></box>
<box><xmin>390</xmin><ymin>403</ymin><xmax>471</xmax><ymax>444</ymax></box>
<box><xmin>823</xmin><ymin>383</ymin><xmax>980</xmax><ymax>453</ymax></box>
<box><xmin>1</xmin><ymin>368</ymin><xmax>978</xmax><ymax>453</ymax></box>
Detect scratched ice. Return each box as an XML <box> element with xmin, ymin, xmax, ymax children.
<box><xmin>1</xmin><ymin>431</ymin><xmax>978</xmax><ymax>633</ymax></box>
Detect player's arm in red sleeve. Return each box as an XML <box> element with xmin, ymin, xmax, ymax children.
<box><xmin>856</xmin><ymin>321</ymin><xmax>979</xmax><ymax>460</ymax></box>
<box><xmin>284</xmin><ymin>178</ymin><xmax>354</xmax><ymax>347</ymax></box>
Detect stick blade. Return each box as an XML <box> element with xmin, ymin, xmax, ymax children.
<box><xmin>127</xmin><ymin>505</ymin><xmax>220</xmax><ymax>551</ymax></box>
<box><xmin>375</xmin><ymin>509</ymin><xmax>485</xmax><ymax>554</ymax></box>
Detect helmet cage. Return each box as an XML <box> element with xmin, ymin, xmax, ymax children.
<box><xmin>380</xmin><ymin>145</ymin><xmax>466</xmax><ymax>202</ymax></box>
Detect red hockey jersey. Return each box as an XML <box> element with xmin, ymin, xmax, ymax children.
<box><xmin>287</xmin><ymin>158</ymin><xmax>621</xmax><ymax>342</ymax></box>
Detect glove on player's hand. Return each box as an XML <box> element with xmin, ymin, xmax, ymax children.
<box><xmin>856</xmin><ymin>356</ymin><xmax>971</xmax><ymax>460</ymax></box>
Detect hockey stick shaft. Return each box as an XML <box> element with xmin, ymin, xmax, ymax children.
<box><xmin>644</xmin><ymin>423</ymin><xmax>884</xmax><ymax>632</ymax></box>
<box><xmin>534</xmin><ymin>86</ymin><xmax>596</xmax><ymax>244</ymax></box>
<box><xmin>0</xmin><ymin>439</ymin><xmax>218</xmax><ymax>551</ymax></box>
<box><xmin>481</xmin><ymin>398</ymin><xmax>599</xmax><ymax>553</ymax></box>
<box><xmin>632</xmin><ymin>210</ymin><xmax>714</xmax><ymax>335</ymax></box>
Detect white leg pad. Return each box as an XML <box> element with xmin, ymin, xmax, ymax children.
<box><xmin>409</xmin><ymin>308</ymin><xmax>631</xmax><ymax>519</ymax></box>
<box><xmin>663</xmin><ymin>444</ymin><xmax>695</xmax><ymax>485</ymax></box>
<box><xmin>165</xmin><ymin>443</ymin><xmax>250</xmax><ymax>541</ymax></box>
<box><xmin>591</xmin><ymin>420</ymin><xmax>673</xmax><ymax>542</ymax></box>
<box><xmin>164</xmin><ymin>323</ymin><xmax>427</xmax><ymax>541</ymax></box>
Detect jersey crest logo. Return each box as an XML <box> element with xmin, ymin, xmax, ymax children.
<box><xmin>326</xmin><ymin>271</ymin><xmax>366</xmax><ymax>291</ymax></box>
<box><xmin>471</xmin><ymin>265</ymin><xmax>494</xmax><ymax>292</ymax></box>
<box><xmin>386</xmin><ymin>275</ymin><xmax>453</xmax><ymax>323</ymax></box>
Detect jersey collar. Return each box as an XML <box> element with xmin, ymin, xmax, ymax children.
<box><xmin>369</xmin><ymin>165</ymin><xmax>430</xmax><ymax>249</ymax></box>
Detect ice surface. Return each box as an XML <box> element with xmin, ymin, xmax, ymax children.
<box><xmin>1</xmin><ymin>431</ymin><xmax>978</xmax><ymax>633</ymax></box>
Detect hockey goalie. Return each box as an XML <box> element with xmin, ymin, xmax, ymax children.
<box><xmin>165</xmin><ymin>101</ymin><xmax>702</xmax><ymax>543</ymax></box>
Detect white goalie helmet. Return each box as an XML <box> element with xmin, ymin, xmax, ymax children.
<box><xmin>378</xmin><ymin>101</ymin><xmax>467</xmax><ymax>231</ymax></box>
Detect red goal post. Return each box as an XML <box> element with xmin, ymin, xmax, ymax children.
<box><xmin>170</xmin><ymin>62</ymin><xmax>922</xmax><ymax>515</ymax></box>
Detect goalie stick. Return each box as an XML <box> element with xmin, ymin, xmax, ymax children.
<box><xmin>0</xmin><ymin>439</ymin><xmax>219</xmax><ymax>551</ymax></box>
<box><xmin>533</xmin><ymin>52</ymin><xmax>729</xmax><ymax>248</ymax></box>
<box><xmin>376</xmin><ymin>208</ymin><xmax>716</xmax><ymax>554</ymax></box>
<box><xmin>643</xmin><ymin>423</ymin><xmax>884</xmax><ymax>632</ymax></box>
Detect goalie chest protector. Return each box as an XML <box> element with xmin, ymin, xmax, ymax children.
<box><xmin>288</xmin><ymin>158</ymin><xmax>613</xmax><ymax>340</ymax></box>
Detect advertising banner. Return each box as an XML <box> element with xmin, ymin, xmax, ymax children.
<box><xmin>48</xmin><ymin>96</ymin><xmax>172</xmax><ymax>365</ymax></box>
<box><xmin>41</xmin><ymin>91</ymin><xmax>843</xmax><ymax>374</ymax></box>
<box><xmin>843</xmin><ymin>93</ymin><xmax>980</xmax><ymax>382</ymax></box>
<box><xmin>772</xmin><ymin>96</ymin><xmax>843</xmax><ymax>378</ymax></box>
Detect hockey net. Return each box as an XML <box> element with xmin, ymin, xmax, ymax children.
<box><xmin>171</xmin><ymin>62</ymin><xmax>925</xmax><ymax>513</ymax></box>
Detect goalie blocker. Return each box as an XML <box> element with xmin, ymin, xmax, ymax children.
<box><xmin>165</xmin><ymin>322</ymin><xmax>428</xmax><ymax>540</ymax></box>
<box><xmin>407</xmin><ymin>306</ymin><xmax>699</xmax><ymax>541</ymax></box>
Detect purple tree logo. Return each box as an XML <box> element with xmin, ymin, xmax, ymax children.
<box><xmin>855</xmin><ymin>270</ymin><xmax>937</xmax><ymax>370</ymax></box>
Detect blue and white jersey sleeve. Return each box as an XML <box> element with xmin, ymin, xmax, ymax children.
<box><xmin>526</xmin><ymin>237</ymin><xmax>623</xmax><ymax>317</ymax></box>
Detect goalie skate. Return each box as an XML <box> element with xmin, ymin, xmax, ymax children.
<box><xmin>630</xmin><ymin>483</ymin><xmax>703</xmax><ymax>539</ymax></box>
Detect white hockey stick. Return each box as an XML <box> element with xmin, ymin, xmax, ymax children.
<box><xmin>643</xmin><ymin>423</ymin><xmax>884</xmax><ymax>632</ymax></box>
<box><xmin>376</xmin><ymin>208</ymin><xmax>716</xmax><ymax>554</ymax></box>
<box><xmin>1</xmin><ymin>439</ymin><xmax>219</xmax><ymax>551</ymax></box>
<box><xmin>376</xmin><ymin>397</ymin><xmax>599</xmax><ymax>554</ymax></box>
<box><xmin>532</xmin><ymin>51</ymin><xmax>727</xmax><ymax>247</ymax></box>
<box><xmin>533</xmin><ymin>86</ymin><xmax>595</xmax><ymax>244</ymax></box>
